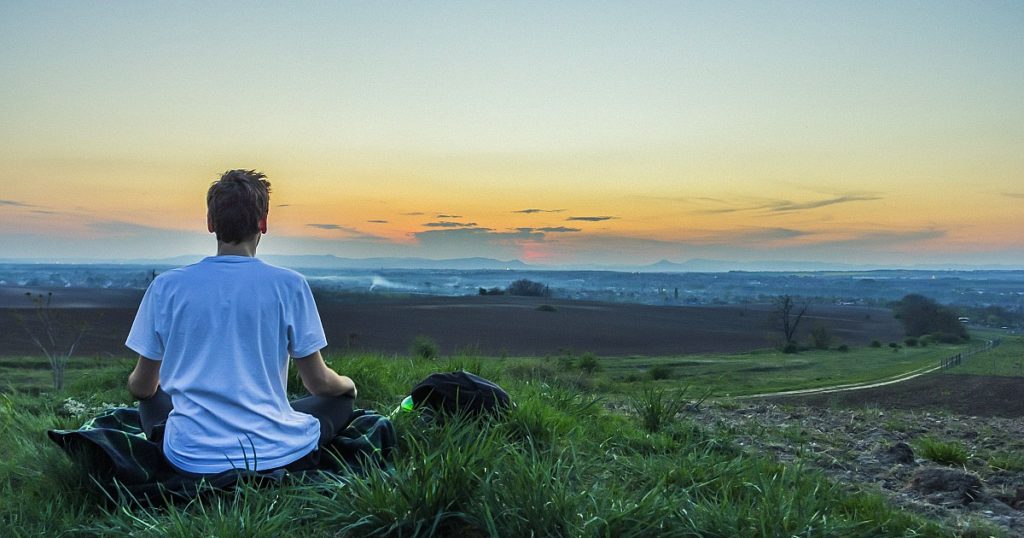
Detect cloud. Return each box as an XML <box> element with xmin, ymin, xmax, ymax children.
<box><xmin>402</xmin><ymin>212</ymin><xmax>425</xmax><ymax>216</ymax></box>
<box><xmin>517</xmin><ymin>226</ymin><xmax>581</xmax><ymax>233</ymax></box>
<box><xmin>768</xmin><ymin>195</ymin><xmax>882</xmax><ymax>212</ymax></box>
<box><xmin>276</xmin><ymin>204</ymin><xmax>291</xmax><ymax>208</ymax></box>
<box><xmin>567</xmin><ymin>215</ymin><xmax>618</xmax><ymax>222</ymax></box>
<box><xmin>833</xmin><ymin>228</ymin><xmax>946</xmax><ymax>246</ymax></box>
<box><xmin>0</xmin><ymin>199</ymin><xmax>33</xmax><ymax>207</ymax></box>
<box><xmin>513</xmin><ymin>208</ymin><xmax>565</xmax><ymax>214</ymax></box>
<box><xmin>666</xmin><ymin>227</ymin><xmax>813</xmax><ymax>247</ymax></box>
<box><xmin>410</xmin><ymin>227</ymin><xmax>543</xmax><ymax>258</ymax></box>
<box><xmin>435</xmin><ymin>214</ymin><xmax>462</xmax><ymax>218</ymax></box>
<box><xmin>691</xmin><ymin>194</ymin><xmax>882</xmax><ymax>215</ymax></box>
<box><xmin>729</xmin><ymin>228</ymin><xmax>810</xmax><ymax>242</ymax></box>
<box><xmin>423</xmin><ymin>221</ymin><xmax>478</xmax><ymax>228</ymax></box>
<box><xmin>1001</xmin><ymin>192</ymin><xmax>1024</xmax><ymax>199</ymax></box>
<box><xmin>305</xmin><ymin>223</ymin><xmax>386</xmax><ymax>241</ymax></box>
<box><xmin>31</xmin><ymin>209</ymin><xmax>59</xmax><ymax>215</ymax></box>
<box><xmin>88</xmin><ymin>220</ymin><xmax>176</xmax><ymax>235</ymax></box>
<box><xmin>692</xmin><ymin>206</ymin><xmax>745</xmax><ymax>215</ymax></box>
<box><xmin>366</xmin><ymin>220</ymin><xmax>389</xmax><ymax>224</ymax></box>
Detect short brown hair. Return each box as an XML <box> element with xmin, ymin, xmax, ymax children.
<box><xmin>207</xmin><ymin>169</ymin><xmax>272</xmax><ymax>244</ymax></box>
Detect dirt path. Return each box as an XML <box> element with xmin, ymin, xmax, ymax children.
<box><xmin>740</xmin><ymin>339</ymin><xmax>995</xmax><ymax>400</ymax></box>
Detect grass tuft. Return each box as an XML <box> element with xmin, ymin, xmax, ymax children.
<box><xmin>629</xmin><ymin>386</ymin><xmax>688</xmax><ymax>433</ymax></box>
<box><xmin>914</xmin><ymin>436</ymin><xmax>969</xmax><ymax>465</ymax></box>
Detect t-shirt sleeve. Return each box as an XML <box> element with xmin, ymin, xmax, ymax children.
<box><xmin>288</xmin><ymin>278</ymin><xmax>328</xmax><ymax>358</ymax></box>
<box><xmin>126</xmin><ymin>281</ymin><xmax>165</xmax><ymax>360</ymax></box>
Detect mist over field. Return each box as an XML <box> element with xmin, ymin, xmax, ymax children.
<box><xmin>2</xmin><ymin>262</ymin><xmax>1022</xmax><ymax>314</ymax></box>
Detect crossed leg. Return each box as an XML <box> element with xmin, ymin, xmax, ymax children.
<box><xmin>138</xmin><ymin>387</ymin><xmax>354</xmax><ymax>447</ymax></box>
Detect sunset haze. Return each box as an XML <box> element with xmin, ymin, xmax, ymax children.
<box><xmin>2</xmin><ymin>2</ymin><xmax>1021</xmax><ymax>267</ymax></box>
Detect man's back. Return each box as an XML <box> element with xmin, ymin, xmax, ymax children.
<box><xmin>127</xmin><ymin>255</ymin><xmax>326</xmax><ymax>474</ymax></box>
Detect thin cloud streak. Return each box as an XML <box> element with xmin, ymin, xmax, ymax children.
<box><xmin>567</xmin><ymin>216</ymin><xmax>617</xmax><ymax>222</ymax></box>
<box><xmin>423</xmin><ymin>221</ymin><xmax>478</xmax><ymax>228</ymax></box>
<box><xmin>88</xmin><ymin>220</ymin><xmax>179</xmax><ymax>235</ymax></box>
<box><xmin>516</xmin><ymin>226</ymin><xmax>582</xmax><ymax>233</ymax></box>
<box><xmin>691</xmin><ymin>194</ymin><xmax>882</xmax><ymax>215</ymax></box>
<box><xmin>1001</xmin><ymin>192</ymin><xmax>1024</xmax><ymax>199</ymax></box>
<box><xmin>830</xmin><ymin>228</ymin><xmax>947</xmax><ymax>246</ymax></box>
<box><xmin>769</xmin><ymin>195</ymin><xmax>882</xmax><ymax>212</ymax></box>
<box><xmin>0</xmin><ymin>199</ymin><xmax>33</xmax><ymax>207</ymax></box>
<box><xmin>305</xmin><ymin>223</ymin><xmax>386</xmax><ymax>240</ymax></box>
<box><xmin>366</xmin><ymin>220</ymin><xmax>388</xmax><ymax>224</ymax></box>
<box><xmin>435</xmin><ymin>214</ymin><xmax>462</xmax><ymax>218</ymax></box>
<box><xmin>513</xmin><ymin>208</ymin><xmax>565</xmax><ymax>214</ymax></box>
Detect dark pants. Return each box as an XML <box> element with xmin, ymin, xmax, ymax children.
<box><xmin>139</xmin><ymin>387</ymin><xmax>355</xmax><ymax>473</ymax></box>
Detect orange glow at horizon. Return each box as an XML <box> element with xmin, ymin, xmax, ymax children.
<box><xmin>1</xmin><ymin>3</ymin><xmax>1021</xmax><ymax>265</ymax></box>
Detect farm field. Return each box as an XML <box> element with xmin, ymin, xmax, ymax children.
<box><xmin>0</xmin><ymin>286</ymin><xmax>904</xmax><ymax>358</ymax></box>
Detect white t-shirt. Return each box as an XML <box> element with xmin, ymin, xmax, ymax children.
<box><xmin>126</xmin><ymin>255</ymin><xmax>326</xmax><ymax>474</ymax></box>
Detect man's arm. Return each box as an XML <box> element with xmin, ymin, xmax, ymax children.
<box><xmin>128</xmin><ymin>355</ymin><xmax>161</xmax><ymax>400</ymax></box>
<box><xmin>294</xmin><ymin>350</ymin><xmax>357</xmax><ymax>398</ymax></box>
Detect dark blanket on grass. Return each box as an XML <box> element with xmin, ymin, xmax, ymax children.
<box><xmin>48</xmin><ymin>407</ymin><xmax>396</xmax><ymax>504</ymax></box>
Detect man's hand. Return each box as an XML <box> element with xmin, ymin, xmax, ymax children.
<box><xmin>294</xmin><ymin>350</ymin><xmax>357</xmax><ymax>398</ymax></box>
<box><xmin>128</xmin><ymin>356</ymin><xmax>161</xmax><ymax>400</ymax></box>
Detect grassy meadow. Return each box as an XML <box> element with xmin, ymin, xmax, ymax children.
<box><xmin>944</xmin><ymin>333</ymin><xmax>1024</xmax><ymax>378</ymax></box>
<box><xmin>588</xmin><ymin>343</ymin><xmax>966</xmax><ymax>397</ymax></box>
<box><xmin>0</xmin><ymin>339</ymin><xmax>990</xmax><ymax>536</ymax></box>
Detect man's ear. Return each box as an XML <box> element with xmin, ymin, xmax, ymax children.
<box><xmin>258</xmin><ymin>215</ymin><xmax>268</xmax><ymax>234</ymax></box>
<box><xmin>207</xmin><ymin>214</ymin><xmax>215</xmax><ymax>233</ymax></box>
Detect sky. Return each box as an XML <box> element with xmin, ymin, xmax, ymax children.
<box><xmin>1</xmin><ymin>1</ymin><xmax>1022</xmax><ymax>268</ymax></box>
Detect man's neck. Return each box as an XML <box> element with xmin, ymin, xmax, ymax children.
<box><xmin>216</xmin><ymin>237</ymin><xmax>259</xmax><ymax>257</ymax></box>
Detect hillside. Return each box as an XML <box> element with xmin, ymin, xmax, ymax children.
<box><xmin>5</xmin><ymin>352</ymin><xmax>1020</xmax><ymax>536</ymax></box>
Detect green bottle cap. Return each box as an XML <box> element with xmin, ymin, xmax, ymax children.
<box><xmin>400</xmin><ymin>395</ymin><xmax>415</xmax><ymax>412</ymax></box>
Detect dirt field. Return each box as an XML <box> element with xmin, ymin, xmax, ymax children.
<box><xmin>768</xmin><ymin>373</ymin><xmax>1024</xmax><ymax>418</ymax></box>
<box><xmin>0</xmin><ymin>286</ymin><xmax>904</xmax><ymax>358</ymax></box>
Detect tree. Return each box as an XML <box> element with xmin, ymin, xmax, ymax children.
<box><xmin>20</xmin><ymin>292</ymin><xmax>88</xmax><ymax>390</ymax></box>
<box><xmin>507</xmin><ymin>279</ymin><xmax>551</xmax><ymax>297</ymax></box>
<box><xmin>891</xmin><ymin>294</ymin><xmax>968</xmax><ymax>342</ymax></box>
<box><xmin>775</xmin><ymin>295</ymin><xmax>808</xmax><ymax>344</ymax></box>
<box><xmin>810</xmin><ymin>324</ymin><xmax>832</xmax><ymax>350</ymax></box>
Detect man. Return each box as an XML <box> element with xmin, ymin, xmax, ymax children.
<box><xmin>126</xmin><ymin>169</ymin><xmax>356</xmax><ymax>476</ymax></box>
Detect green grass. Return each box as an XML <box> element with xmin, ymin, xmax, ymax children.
<box><xmin>987</xmin><ymin>451</ymin><xmax>1024</xmax><ymax>472</ymax></box>
<box><xmin>593</xmin><ymin>342</ymin><xmax>968</xmax><ymax>397</ymax></box>
<box><xmin>913</xmin><ymin>436</ymin><xmax>970</xmax><ymax>466</ymax></box>
<box><xmin>0</xmin><ymin>351</ymin><xmax>957</xmax><ymax>536</ymax></box>
<box><xmin>945</xmin><ymin>334</ymin><xmax>1024</xmax><ymax>377</ymax></box>
<box><xmin>628</xmin><ymin>386</ymin><xmax>688</xmax><ymax>433</ymax></box>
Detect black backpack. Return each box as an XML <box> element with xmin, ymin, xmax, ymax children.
<box><xmin>410</xmin><ymin>371</ymin><xmax>511</xmax><ymax>416</ymax></box>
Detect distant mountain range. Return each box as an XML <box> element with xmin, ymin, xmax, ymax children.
<box><xmin>0</xmin><ymin>255</ymin><xmax>1019</xmax><ymax>272</ymax></box>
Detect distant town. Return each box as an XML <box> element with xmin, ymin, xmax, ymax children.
<box><xmin>2</xmin><ymin>261</ymin><xmax>1021</xmax><ymax>332</ymax></box>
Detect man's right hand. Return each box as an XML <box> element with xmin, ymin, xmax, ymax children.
<box><xmin>294</xmin><ymin>350</ymin><xmax>357</xmax><ymax>398</ymax></box>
